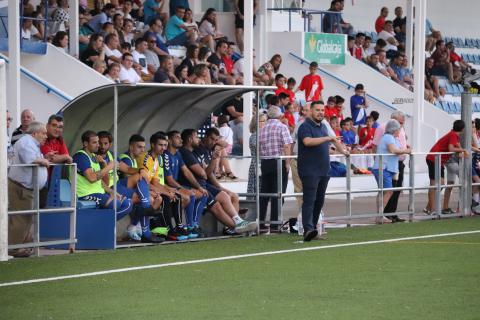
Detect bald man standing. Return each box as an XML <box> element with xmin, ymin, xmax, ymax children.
<box><xmin>11</xmin><ymin>109</ymin><xmax>35</xmax><ymax>146</ymax></box>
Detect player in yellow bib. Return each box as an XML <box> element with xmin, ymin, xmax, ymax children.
<box><xmin>72</xmin><ymin>131</ymin><xmax>132</xmax><ymax>219</ymax></box>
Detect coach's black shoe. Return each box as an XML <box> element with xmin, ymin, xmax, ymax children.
<box><xmin>303</xmin><ymin>229</ymin><xmax>318</xmax><ymax>242</ymax></box>
<box><xmin>392</xmin><ymin>216</ymin><xmax>405</xmax><ymax>223</ymax></box>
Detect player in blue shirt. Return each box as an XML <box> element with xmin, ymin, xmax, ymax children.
<box><xmin>165</xmin><ymin>131</ymin><xmax>209</xmax><ymax>237</ymax></box>
<box><xmin>179</xmin><ymin>129</ymin><xmax>256</xmax><ymax>234</ymax></box>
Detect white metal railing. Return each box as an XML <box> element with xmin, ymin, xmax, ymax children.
<box><xmin>248</xmin><ymin>151</ymin><xmax>472</xmax><ymax>227</ymax></box>
<box><xmin>5</xmin><ymin>163</ymin><xmax>77</xmax><ymax>257</ymax></box>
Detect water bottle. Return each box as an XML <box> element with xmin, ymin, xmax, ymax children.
<box><xmin>318</xmin><ymin>211</ymin><xmax>325</xmax><ymax>235</ymax></box>
<box><xmin>297</xmin><ymin>212</ymin><xmax>304</xmax><ymax>236</ymax></box>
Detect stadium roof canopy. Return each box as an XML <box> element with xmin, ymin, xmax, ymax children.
<box><xmin>60</xmin><ymin>83</ymin><xmax>274</xmax><ymax>152</ymax></box>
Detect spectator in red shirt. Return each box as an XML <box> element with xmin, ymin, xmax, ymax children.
<box><xmin>446</xmin><ymin>42</ymin><xmax>475</xmax><ymax>76</ymax></box>
<box><xmin>375</xmin><ymin>7</ymin><xmax>389</xmax><ymax>33</ymax></box>
<box><xmin>329</xmin><ymin>116</ymin><xmax>341</xmax><ymax>137</ymax></box>
<box><xmin>353</xmin><ymin>33</ymin><xmax>366</xmax><ymax>60</ymax></box>
<box><xmin>358</xmin><ymin>116</ymin><xmax>375</xmax><ymax>147</ymax></box>
<box><xmin>274</xmin><ymin>73</ymin><xmax>288</xmax><ymax>96</ymax></box>
<box><xmin>285</xmin><ymin>77</ymin><xmax>296</xmax><ymax>102</ymax></box>
<box><xmin>424</xmin><ymin>120</ymin><xmax>468</xmax><ymax>214</ymax></box>
<box><xmin>324</xmin><ymin>96</ymin><xmax>337</xmax><ymax>120</ymax></box>
<box><xmin>334</xmin><ymin>95</ymin><xmax>345</xmax><ymax>121</ymax></box>
<box><xmin>40</xmin><ymin>114</ymin><xmax>72</xmax><ymax>165</ymax></box>
<box><xmin>296</xmin><ymin>61</ymin><xmax>324</xmax><ymax>102</ymax></box>
<box><xmin>284</xmin><ymin>102</ymin><xmax>295</xmax><ymax>132</ymax></box>
<box><xmin>223</xmin><ymin>42</ymin><xmax>235</xmax><ymax>75</ymax></box>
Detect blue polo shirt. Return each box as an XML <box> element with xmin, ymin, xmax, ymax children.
<box><xmin>297</xmin><ymin>118</ymin><xmax>331</xmax><ymax>177</ymax></box>
<box><xmin>165</xmin><ymin>15</ymin><xmax>185</xmax><ymax>40</ymax></box>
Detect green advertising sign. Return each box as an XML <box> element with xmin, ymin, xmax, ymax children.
<box><xmin>304</xmin><ymin>32</ymin><xmax>347</xmax><ymax>65</ymax></box>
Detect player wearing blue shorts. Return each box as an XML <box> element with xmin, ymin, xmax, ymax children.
<box><xmin>165</xmin><ymin>130</ymin><xmax>209</xmax><ymax>238</ymax></box>
<box><xmin>179</xmin><ymin>129</ymin><xmax>256</xmax><ymax>234</ymax></box>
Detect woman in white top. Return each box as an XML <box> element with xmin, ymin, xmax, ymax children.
<box><xmin>198</xmin><ymin>8</ymin><xmax>224</xmax><ymax>52</ymax></box>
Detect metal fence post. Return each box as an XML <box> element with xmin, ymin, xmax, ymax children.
<box><xmin>346</xmin><ymin>155</ymin><xmax>352</xmax><ymax>227</ymax></box>
<box><xmin>379</xmin><ymin>155</ymin><xmax>384</xmax><ymax>223</ymax></box>
<box><xmin>277</xmin><ymin>157</ymin><xmax>283</xmax><ymax>230</ymax></box>
<box><xmin>32</xmin><ymin>165</ymin><xmax>39</xmax><ymax>257</ymax></box>
<box><xmin>69</xmin><ymin>164</ymin><xmax>77</xmax><ymax>252</ymax></box>
<box><xmin>408</xmin><ymin>154</ymin><xmax>415</xmax><ymax>222</ymax></box>
<box><xmin>434</xmin><ymin>154</ymin><xmax>442</xmax><ymax>218</ymax></box>
<box><xmin>461</xmin><ymin>93</ymin><xmax>473</xmax><ymax>216</ymax></box>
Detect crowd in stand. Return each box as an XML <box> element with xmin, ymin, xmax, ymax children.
<box><xmin>21</xmin><ymin>0</ymin><xmax>262</xmax><ymax>86</ymax></box>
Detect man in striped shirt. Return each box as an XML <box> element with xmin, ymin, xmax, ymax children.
<box><xmin>259</xmin><ymin>104</ymin><xmax>293</xmax><ymax>232</ymax></box>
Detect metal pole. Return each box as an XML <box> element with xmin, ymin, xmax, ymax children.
<box><xmin>288</xmin><ymin>10</ymin><xmax>291</xmax><ymax>32</ymax></box>
<box><xmin>69</xmin><ymin>164</ymin><xmax>77</xmax><ymax>252</ymax></box>
<box><xmin>255</xmin><ymin>91</ymin><xmax>260</xmax><ymax>233</ymax></box>
<box><xmin>8</xmin><ymin>0</ymin><xmax>21</xmax><ymax>128</ymax></box>
<box><xmin>435</xmin><ymin>154</ymin><xmax>441</xmax><ymax>218</ymax></box>
<box><xmin>405</xmin><ymin>0</ymin><xmax>414</xmax><ymax>69</ymax></box>
<box><xmin>379</xmin><ymin>155</ymin><xmax>384</xmax><ymax>223</ymax></box>
<box><xmin>0</xmin><ymin>59</ymin><xmax>8</xmax><ymax>261</ymax></box>
<box><xmin>412</xmin><ymin>0</ymin><xmax>426</xmax><ymax>152</ymax></box>
<box><xmin>461</xmin><ymin>93</ymin><xmax>473</xmax><ymax>216</ymax></box>
<box><xmin>243</xmin><ymin>0</ymin><xmax>254</xmax><ymax>157</ymax></box>
<box><xmin>346</xmin><ymin>155</ymin><xmax>352</xmax><ymax>227</ymax></box>
<box><xmin>32</xmin><ymin>166</ymin><xmax>39</xmax><ymax>256</ymax></box>
<box><xmin>276</xmin><ymin>157</ymin><xmax>282</xmax><ymax>230</ymax></box>
<box><xmin>408</xmin><ymin>154</ymin><xmax>415</xmax><ymax>222</ymax></box>
<box><xmin>113</xmin><ymin>86</ymin><xmax>118</xmax><ymax>248</ymax></box>
<box><xmin>68</xmin><ymin>0</ymin><xmax>80</xmax><ymax>57</ymax></box>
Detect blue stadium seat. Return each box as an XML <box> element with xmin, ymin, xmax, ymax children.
<box><xmin>456</xmin><ymin>84</ymin><xmax>464</xmax><ymax>94</ymax></box>
<box><xmin>445</xmin><ymin>83</ymin><xmax>455</xmax><ymax>95</ymax></box>
<box><xmin>58</xmin><ymin>179</ymin><xmax>96</xmax><ymax>209</ymax></box>
<box><xmin>474</xmin><ymin>102</ymin><xmax>480</xmax><ymax>113</ymax></box>
<box><xmin>371</xmin><ymin>32</ymin><xmax>378</xmax><ymax>42</ymax></box>
<box><xmin>440</xmin><ymin>101</ymin><xmax>449</xmax><ymax>113</ymax></box>
<box><xmin>454</xmin><ymin>102</ymin><xmax>461</xmax><ymax>113</ymax></box>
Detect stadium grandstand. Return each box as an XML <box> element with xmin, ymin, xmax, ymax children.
<box><xmin>0</xmin><ymin>0</ymin><xmax>479</xmax><ymax>319</ymax></box>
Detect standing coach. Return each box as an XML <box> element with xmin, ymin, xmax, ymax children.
<box><xmin>297</xmin><ymin>101</ymin><xmax>349</xmax><ymax>241</ymax></box>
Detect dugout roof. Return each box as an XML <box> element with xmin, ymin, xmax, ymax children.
<box><xmin>60</xmin><ymin>83</ymin><xmax>273</xmax><ymax>152</ymax></box>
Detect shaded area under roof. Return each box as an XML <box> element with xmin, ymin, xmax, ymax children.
<box><xmin>60</xmin><ymin>83</ymin><xmax>273</xmax><ymax>153</ymax></box>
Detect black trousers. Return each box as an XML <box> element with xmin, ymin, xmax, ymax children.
<box><xmin>384</xmin><ymin>161</ymin><xmax>405</xmax><ymax>216</ymax></box>
<box><xmin>259</xmin><ymin>159</ymin><xmax>288</xmax><ymax>224</ymax></box>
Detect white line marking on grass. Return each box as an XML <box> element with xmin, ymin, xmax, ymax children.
<box><xmin>1</xmin><ymin>230</ymin><xmax>480</xmax><ymax>288</ymax></box>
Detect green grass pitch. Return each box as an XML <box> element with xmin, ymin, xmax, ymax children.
<box><xmin>1</xmin><ymin>217</ymin><xmax>479</xmax><ymax>320</ymax></box>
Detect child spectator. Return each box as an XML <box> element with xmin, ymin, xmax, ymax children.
<box><xmin>370</xmin><ymin>110</ymin><xmax>380</xmax><ymax>129</ymax></box>
<box><xmin>350</xmin><ymin>83</ymin><xmax>369</xmax><ymax>126</ymax></box>
<box><xmin>274</xmin><ymin>74</ymin><xmax>287</xmax><ymax>96</ymax></box>
<box><xmin>296</xmin><ymin>61</ymin><xmax>324</xmax><ymax>102</ymax></box>
<box><xmin>283</xmin><ymin>102</ymin><xmax>295</xmax><ymax>132</ymax></box>
<box><xmin>286</xmin><ymin>77</ymin><xmax>296</xmax><ymax>102</ymax></box>
<box><xmin>324</xmin><ymin>96</ymin><xmax>337</xmax><ymax>120</ymax></box>
<box><xmin>358</xmin><ymin>116</ymin><xmax>376</xmax><ymax>147</ymax></box>
<box><xmin>340</xmin><ymin>119</ymin><xmax>356</xmax><ymax>146</ymax></box>
<box><xmin>329</xmin><ymin>116</ymin><xmax>341</xmax><ymax>136</ymax></box>
<box><xmin>334</xmin><ymin>95</ymin><xmax>345</xmax><ymax>121</ymax></box>
<box><xmin>347</xmin><ymin>36</ymin><xmax>355</xmax><ymax>57</ymax></box>
<box><xmin>217</xmin><ymin>115</ymin><xmax>237</xmax><ymax>180</ymax></box>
